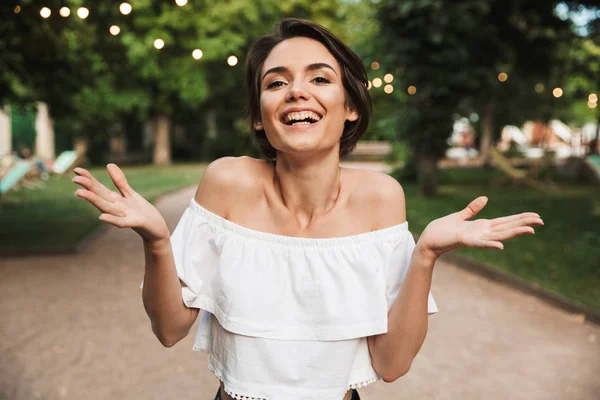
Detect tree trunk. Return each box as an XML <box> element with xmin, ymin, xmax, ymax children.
<box><xmin>35</xmin><ymin>102</ymin><xmax>55</xmax><ymax>161</ymax></box>
<box><xmin>416</xmin><ymin>151</ymin><xmax>439</xmax><ymax>197</ymax></box>
<box><xmin>589</xmin><ymin>115</ymin><xmax>599</xmax><ymax>156</ymax></box>
<box><xmin>480</xmin><ymin>102</ymin><xmax>494</xmax><ymax>166</ymax></box>
<box><xmin>153</xmin><ymin>113</ymin><xmax>171</xmax><ymax>165</ymax></box>
<box><xmin>0</xmin><ymin>105</ymin><xmax>11</xmax><ymax>155</ymax></box>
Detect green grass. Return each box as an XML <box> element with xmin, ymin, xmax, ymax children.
<box><xmin>398</xmin><ymin>168</ymin><xmax>600</xmax><ymax>311</ymax></box>
<box><xmin>0</xmin><ymin>163</ymin><xmax>205</xmax><ymax>253</ymax></box>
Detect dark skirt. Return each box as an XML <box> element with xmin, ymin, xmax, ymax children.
<box><xmin>213</xmin><ymin>387</ymin><xmax>361</xmax><ymax>399</ymax></box>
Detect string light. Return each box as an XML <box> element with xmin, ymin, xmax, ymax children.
<box><xmin>371</xmin><ymin>62</ymin><xmax>380</xmax><ymax>71</ymax></box>
<box><xmin>407</xmin><ymin>85</ymin><xmax>417</xmax><ymax>95</ymax></box>
<box><xmin>372</xmin><ymin>78</ymin><xmax>382</xmax><ymax>88</ymax></box>
<box><xmin>227</xmin><ymin>56</ymin><xmax>238</xmax><ymax>66</ymax></box>
<box><xmin>589</xmin><ymin>93</ymin><xmax>598</xmax><ymax>103</ymax></box>
<box><xmin>154</xmin><ymin>39</ymin><xmax>165</xmax><ymax>49</ymax></box>
<box><xmin>384</xmin><ymin>84</ymin><xmax>394</xmax><ymax>94</ymax></box>
<box><xmin>552</xmin><ymin>87</ymin><xmax>563</xmax><ymax>98</ymax></box>
<box><xmin>192</xmin><ymin>49</ymin><xmax>203</xmax><ymax>60</ymax></box>
<box><xmin>175</xmin><ymin>0</ymin><xmax>188</xmax><ymax>5</ymax></box>
<box><xmin>77</xmin><ymin>7</ymin><xmax>89</xmax><ymax>19</ymax></box>
<box><xmin>110</xmin><ymin>25</ymin><xmax>121</xmax><ymax>36</ymax></box>
<box><xmin>40</xmin><ymin>7</ymin><xmax>51</xmax><ymax>18</ymax></box>
<box><xmin>384</xmin><ymin>74</ymin><xmax>394</xmax><ymax>83</ymax></box>
<box><xmin>59</xmin><ymin>7</ymin><xmax>70</xmax><ymax>17</ymax></box>
<box><xmin>498</xmin><ymin>72</ymin><xmax>508</xmax><ymax>82</ymax></box>
<box><xmin>120</xmin><ymin>2</ymin><xmax>132</xmax><ymax>15</ymax></box>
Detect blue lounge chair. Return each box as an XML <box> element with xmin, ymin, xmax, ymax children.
<box><xmin>52</xmin><ymin>150</ymin><xmax>80</xmax><ymax>175</ymax></box>
<box><xmin>0</xmin><ymin>160</ymin><xmax>36</xmax><ymax>200</ymax></box>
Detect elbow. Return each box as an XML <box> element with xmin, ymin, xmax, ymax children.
<box><xmin>152</xmin><ymin>324</ymin><xmax>185</xmax><ymax>348</ymax></box>
<box><xmin>379</xmin><ymin>360</ymin><xmax>412</xmax><ymax>383</ymax></box>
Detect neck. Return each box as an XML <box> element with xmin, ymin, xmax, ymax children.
<box><xmin>273</xmin><ymin>150</ymin><xmax>341</xmax><ymax>227</ymax></box>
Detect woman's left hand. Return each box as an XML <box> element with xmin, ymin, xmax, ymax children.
<box><xmin>416</xmin><ymin>196</ymin><xmax>544</xmax><ymax>261</ymax></box>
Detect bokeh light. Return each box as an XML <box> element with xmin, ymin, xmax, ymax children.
<box><xmin>535</xmin><ymin>83</ymin><xmax>545</xmax><ymax>93</ymax></box>
<box><xmin>154</xmin><ymin>39</ymin><xmax>165</xmax><ymax>49</ymax></box>
<box><xmin>77</xmin><ymin>7</ymin><xmax>89</xmax><ymax>19</ymax></box>
<box><xmin>408</xmin><ymin>85</ymin><xmax>417</xmax><ymax>95</ymax></box>
<box><xmin>552</xmin><ymin>87</ymin><xmax>563</xmax><ymax>98</ymax></box>
<box><xmin>367</xmin><ymin>81</ymin><xmax>372</xmax><ymax>90</ymax></box>
<box><xmin>176</xmin><ymin>0</ymin><xmax>188</xmax><ymax>5</ymax></box>
<box><xmin>40</xmin><ymin>7</ymin><xmax>51</xmax><ymax>18</ymax></box>
<box><xmin>372</xmin><ymin>78</ymin><xmax>382</xmax><ymax>88</ymax></box>
<box><xmin>589</xmin><ymin>93</ymin><xmax>598</xmax><ymax>103</ymax></box>
<box><xmin>14</xmin><ymin>5</ymin><xmax>21</xmax><ymax>14</ymax></box>
<box><xmin>384</xmin><ymin>84</ymin><xmax>394</xmax><ymax>94</ymax></box>
<box><xmin>384</xmin><ymin>74</ymin><xmax>394</xmax><ymax>83</ymax></box>
<box><xmin>227</xmin><ymin>55</ymin><xmax>238</xmax><ymax>66</ymax></box>
<box><xmin>589</xmin><ymin>101</ymin><xmax>597</xmax><ymax>109</ymax></box>
<box><xmin>371</xmin><ymin>62</ymin><xmax>380</xmax><ymax>71</ymax></box>
<box><xmin>120</xmin><ymin>3</ymin><xmax>132</xmax><ymax>15</ymax></box>
<box><xmin>59</xmin><ymin>7</ymin><xmax>70</xmax><ymax>17</ymax></box>
<box><xmin>192</xmin><ymin>49</ymin><xmax>203</xmax><ymax>60</ymax></box>
<box><xmin>110</xmin><ymin>25</ymin><xmax>121</xmax><ymax>36</ymax></box>
<box><xmin>498</xmin><ymin>72</ymin><xmax>508</xmax><ymax>82</ymax></box>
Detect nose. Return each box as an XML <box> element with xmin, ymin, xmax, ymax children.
<box><xmin>285</xmin><ymin>82</ymin><xmax>311</xmax><ymax>102</ymax></box>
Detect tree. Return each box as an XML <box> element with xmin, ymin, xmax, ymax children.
<box><xmin>375</xmin><ymin>0</ymin><xmax>575</xmax><ymax>195</ymax></box>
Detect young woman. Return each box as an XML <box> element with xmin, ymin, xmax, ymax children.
<box><xmin>72</xmin><ymin>18</ymin><xmax>543</xmax><ymax>400</ymax></box>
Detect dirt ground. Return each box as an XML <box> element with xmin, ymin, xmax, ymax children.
<box><xmin>1</xmin><ymin>185</ymin><xmax>598</xmax><ymax>400</ymax></box>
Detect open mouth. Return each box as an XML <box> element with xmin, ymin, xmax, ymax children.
<box><xmin>281</xmin><ymin>111</ymin><xmax>322</xmax><ymax>126</ymax></box>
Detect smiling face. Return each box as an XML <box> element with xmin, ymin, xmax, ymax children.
<box><xmin>254</xmin><ymin>37</ymin><xmax>358</xmax><ymax>159</ymax></box>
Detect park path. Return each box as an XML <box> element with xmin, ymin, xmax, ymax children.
<box><xmin>1</xmin><ymin>184</ymin><xmax>599</xmax><ymax>400</ymax></box>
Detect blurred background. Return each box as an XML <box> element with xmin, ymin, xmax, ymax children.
<box><xmin>0</xmin><ymin>1</ymin><xmax>599</xmax><ymax>399</ymax></box>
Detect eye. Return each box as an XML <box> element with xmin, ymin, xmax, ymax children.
<box><xmin>266</xmin><ymin>80</ymin><xmax>285</xmax><ymax>89</ymax></box>
<box><xmin>313</xmin><ymin>76</ymin><xmax>331</xmax><ymax>84</ymax></box>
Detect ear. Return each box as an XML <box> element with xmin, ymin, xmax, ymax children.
<box><xmin>346</xmin><ymin>106</ymin><xmax>359</xmax><ymax>123</ymax></box>
<box><xmin>254</xmin><ymin>120</ymin><xmax>264</xmax><ymax>131</ymax></box>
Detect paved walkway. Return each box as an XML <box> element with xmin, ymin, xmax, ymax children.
<box><xmin>1</xmin><ymin>185</ymin><xmax>598</xmax><ymax>400</ymax></box>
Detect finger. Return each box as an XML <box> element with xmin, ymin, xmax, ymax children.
<box><xmin>106</xmin><ymin>164</ymin><xmax>133</xmax><ymax>197</ymax></box>
<box><xmin>72</xmin><ymin>175</ymin><xmax>116</xmax><ymax>201</ymax></box>
<box><xmin>488</xmin><ymin>226</ymin><xmax>534</xmax><ymax>241</ymax></box>
<box><xmin>75</xmin><ymin>189</ymin><xmax>124</xmax><ymax>216</ymax></box>
<box><xmin>73</xmin><ymin>167</ymin><xmax>92</xmax><ymax>178</ymax></box>
<box><xmin>471</xmin><ymin>239</ymin><xmax>504</xmax><ymax>250</ymax></box>
<box><xmin>492</xmin><ymin>216</ymin><xmax>544</xmax><ymax>231</ymax></box>
<box><xmin>99</xmin><ymin>213</ymin><xmax>128</xmax><ymax>228</ymax></box>
<box><xmin>459</xmin><ymin>196</ymin><xmax>488</xmax><ymax>220</ymax></box>
<box><xmin>72</xmin><ymin>168</ymin><xmax>116</xmax><ymax>200</ymax></box>
<box><xmin>490</xmin><ymin>212</ymin><xmax>540</xmax><ymax>228</ymax></box>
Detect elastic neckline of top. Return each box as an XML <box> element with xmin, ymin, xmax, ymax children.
<box><xmin>188</xmin><ymin>198</ymin><xmax>409</xmax><ymax>247</ymax></box>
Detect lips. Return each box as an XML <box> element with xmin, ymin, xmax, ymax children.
<box><xmin>280</xmin><ymin>108</ymin><xmax>323</xmax><ymax>126</ymax></box>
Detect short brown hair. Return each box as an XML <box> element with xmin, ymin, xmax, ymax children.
<box><xmin>245</xmin><ymin>18</ymin><xmax>372</xmax><ymax>161</ymax></box>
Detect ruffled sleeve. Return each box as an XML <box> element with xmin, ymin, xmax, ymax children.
<box><xmin>385</xmin><ymin>229</ymin><xmax>439</xmax><ymax>315</ymax></box>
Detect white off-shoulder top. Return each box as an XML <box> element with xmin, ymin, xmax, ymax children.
<box><xmin>165</xmin><ymin>198</ymin><xmax>438</xmax><ymax>400</ymax></box>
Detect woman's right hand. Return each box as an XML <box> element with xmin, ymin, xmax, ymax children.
<box><xmin>72</xmin><ymin>164</ymin><xmax>171</xmax><ymax>244</ymax></box>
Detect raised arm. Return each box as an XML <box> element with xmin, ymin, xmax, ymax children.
<box><xmin>72</xmin><ymin>164</ymin><xmax>199</xmax><ymax>347</ymax></box>
<box><xmin>367</xmin><ymin>177</ymin><xmax>544</xmax><ymax>382</ymax></box>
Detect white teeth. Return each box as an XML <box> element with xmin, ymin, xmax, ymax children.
<box><xmin>284</xmin><ymin>111</ymin><xmax>321</xmax><ymax>123</ymax></box>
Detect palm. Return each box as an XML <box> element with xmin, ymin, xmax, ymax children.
<box><xmin>72</xmin><ymin>164</ymin><xmax>170</xmax><ymax>243</ymax></box>
<box><xmin>419</xmin><ymin>196</ymin><xmax>544</xmax><ymax>258</ymax></box>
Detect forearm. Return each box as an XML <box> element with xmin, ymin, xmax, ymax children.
<box><xmin>369</xmin><ymin>243</ymin><xmax>436</xmax><ymax>382</ymax></box>
<box><xmin>142</xmin><ymin>238</ymin><xmax>197</xmax><ymax>347</ymax></box>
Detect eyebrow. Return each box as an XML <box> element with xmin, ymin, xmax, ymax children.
<box><xmin>262</xmin><ymin>63</ymin><xmax>338</xmax><ymax>81</ymax></box>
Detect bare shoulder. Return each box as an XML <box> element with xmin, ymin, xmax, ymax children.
<box><xmin>345</xmin><ymin>168</ymin><xmax>406</xmax><ymax>229</ymax></box>
<box><xmin>194</xmin><ymin>156</ymin><xmax>269</xmax><ymax>218</ymax></box>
